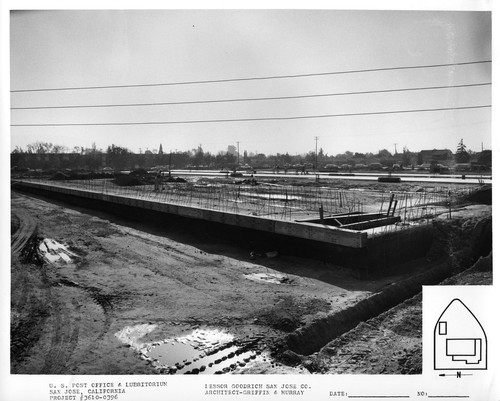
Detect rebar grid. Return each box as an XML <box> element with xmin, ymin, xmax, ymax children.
<box><xmin>17</xmin><ymin>178</ymin><xmax>482</xmax><ymax>226</ymax></box>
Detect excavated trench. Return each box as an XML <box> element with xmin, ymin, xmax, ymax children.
<box><xmin>282</xmin><ymin>213</ymin><xmax>492</xmax><ymax>358</ymax></box>
<box><xmin>285</xmin><ymin>261</ymin><xmax>450</xmax><ymax>356</ymax></box>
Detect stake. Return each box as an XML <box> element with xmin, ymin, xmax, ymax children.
<box><xmin>392</xmin><ymin>199</ymin><xmax>398</xmax><ymax>217</ymax></box>
<box><xmin>387</xmin><ymin>193</ymin><xmax>394</xmax><ymax>216</ymax></box>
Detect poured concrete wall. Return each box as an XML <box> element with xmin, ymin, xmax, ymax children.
<box><xmin>13</xmin><ymin>181</ymin><xmax>367</xmax><ymax>248</ymax></box>
<box><xmin>13</xmin><ymin>180</ymin><xmax>437</xmax><ymax>272</ymax></box>
<box><xmin>364</xmin><ymin>224</ymin><xmax>434</xmax><ymax>270</ymax></box>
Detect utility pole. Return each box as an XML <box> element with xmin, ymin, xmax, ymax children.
<box><xmin>168</xmin><ymin>150</ymin><xmax>172</xmax><ymax>178</ymax></box>
<box><xmin>314</xmin><ymin>136</ymin><xmax>319</xmax><ymax>171</ymax></box>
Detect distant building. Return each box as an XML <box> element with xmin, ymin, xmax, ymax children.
<box><xmin>474</xmin><ymin>149</ymin><xmax>492</xmax><ymax>167</ymax></box>
<box><xmin>419</xmin><ymin>149</ymin><xmax>453</xmax><ymax>165</ymax></box>
<box><xmin>465</xmin><ymin>149</ymin><xmax>492</xmax><ymax>171</ymax></box>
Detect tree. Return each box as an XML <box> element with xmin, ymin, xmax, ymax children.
<box><xmin>107</xmin><ymin>144</ymin><xmax>132</xmax><ymax>170</ymax></box>
<box><xmin>417</xmin><ymin>152</ymin><xmax>423</xmax><ymax>165</ymax></box>
<box><xmin>377</xmin><ymin>149</ymin><xmax>392</xmax><ymax>158</ymax></box>
<box><xmin>455</xmin><ymin>139</ymin><xmax>470</xmax><ymax>163</ymax></box>
<box><xmin>457</xmin><ymin>138</ymin><xmax>466</xmax><ymax>153</ymax></box>
<box><xmin>402</xmin><ymin>146</ymin><xmax>413</xmax><ymax>166</ymax></box>
<box><xmin>11</xmin><ymin>147</ymin><xmax>25</xmax><ymax>168</ymax></box>
<box><xmin>215</xmin><ymin>151</ymin><xmax>236</xmax><ymax>168</ymax></box>
<box><xmin>283</xmin><ymin>152</ymin><xmax>292</xmax><ymax>165</ymax></box>
<box><xmin>304</xmin><ymin>151</ymin><xmax>316</xmax><ymax>164</ymax></box>
<box><xmin>52</xmin><ymin>145</ymin><xmax>68</xmax><ymax>154</ymax></box>
<box><xmin>193</xmin><ymin>145</ymin><xmax>204</xmax><ymax>166</ymax></box>
<box><xmin>26</xmin><ymin>142</ymin><xmax>54</xmax><ymax>154</ymax></box>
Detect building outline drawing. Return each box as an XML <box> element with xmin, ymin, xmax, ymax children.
<box><xmin>434</xmin><ymin>298</ymin><xmax>487</xmax><ymax>370</ymax></box>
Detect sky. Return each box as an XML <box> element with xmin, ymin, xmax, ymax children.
<box><xmin>9</xmin><ymin>8</ymin><xmax>492</xmax><ymax>156</ymax></box>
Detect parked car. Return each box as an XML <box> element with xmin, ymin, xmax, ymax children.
<box><xmin>416</xmin><ymin>164</ymin><xmax>431</xmax><ymax>171</ymax></box>
<box><xmin>322</xmin><ymin>164</ymin><xmax>339</xmax><ymax>172</ymax></box>
<box><xmin>432</xmin><ymin>164</ymin><xmax>450</xmax><ymax>174</ymax></box>
<box><xmin>369</xmin><ymin>163</ymin><xmax>383</xmax><ymax>170</ymax></box>
<box><xmin>237</xmin><ymin>164</ymin><xmax>253</xmax><ymax>171</ymax></box>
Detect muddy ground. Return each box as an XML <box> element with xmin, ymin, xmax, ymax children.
<box><xmin>10</xmin><ymin>180</ymin><xmax>492</xmax><ymax>375</ymax></box>
<box><xmin>312</xmin><ymin>252</ymin><xmax>492</xmax><ymax>375</ymax></box>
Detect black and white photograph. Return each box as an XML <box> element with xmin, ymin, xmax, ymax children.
<box><xmin>2</xmin><ymin>1</ymin><xmax>497</xmax><ymax>400</ymax></box>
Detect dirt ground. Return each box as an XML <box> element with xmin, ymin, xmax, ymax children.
<box><xmin>10</xmin><ymin>180</ymin><xmax>492</xmax><ymax>375</ymax></box>
<box><xmin>314</xmin><ymin>252</ymin><xmax>492</xmax><ymax>375</ymax></box>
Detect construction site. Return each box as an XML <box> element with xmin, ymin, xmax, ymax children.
<box><xmin>10</xmin><ymin>171</ymin><xmax>492</xmax><ymax>375</ymax></box>
<box><xmin>7</xmin><ymin>6</ymin><xmax>494</xmax><ymax>385</ymax></box>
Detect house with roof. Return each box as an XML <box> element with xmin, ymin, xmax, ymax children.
<box><xmin>419</xmin><ymin>149</ymin><xmax>453</xmax><ymax>166</ymax></box>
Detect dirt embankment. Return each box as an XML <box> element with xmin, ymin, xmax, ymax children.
<box><xmin>312</xmin><ymin>251</ymin><xmax>492</xmax><ymax>375</ymax></box>
<box><xmin>273</xmin><ymin>207</ymin><xmax>492</xmax><ymax>374</ymax></box>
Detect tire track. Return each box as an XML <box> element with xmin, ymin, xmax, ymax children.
<box><xmin>41</xmin><ymin>282</ymin><xmax>108</xmax><ymax>374</ymax></box>
<box><xmin>11</xmin><ymin>210</ymin><xmax>38</xmax><ymax>258</ymax></box>
<box><xmin>59</xmin><ymin>279</ymin><xmax>115</xmax><ymax>339</ymax></box>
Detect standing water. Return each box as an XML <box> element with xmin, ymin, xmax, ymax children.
<box><xmin>116</xmin><ymin>326</ymin><xmax>260</xmax><ymax>374</ymax></box>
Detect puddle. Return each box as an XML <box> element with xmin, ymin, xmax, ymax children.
<box><xmin>116</xmin><ymin>326</ymin><xmax>261</xmax><ymax>375</ymax></box>
<box><xmin>239</xmin><ymin>192</ymin><xmax>301</xmax><ymax>201</ymax></box>
<box><xmin>244</xmin><ymin>272</ymin><xmax>293</xmax><ymax>285</ymax></box>
<box><xmin>38</xmin><ymin>238</ymin><xmax>78</xmax><ymax>264</ymax></box>
<box><xmin>145</xmin><ymin>329</ymin><xmax>260</xmax><ymax>374</ymax></box>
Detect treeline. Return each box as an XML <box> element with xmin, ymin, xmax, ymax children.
<box><xmin>11</xmin><ymin>143</ymin><xmax>238</xmax><ymax>171</ymax></box>
<box><xmin>10</xmin><ymin>141</ymin><xmax>491</xmax><ymax>172</ymax></box>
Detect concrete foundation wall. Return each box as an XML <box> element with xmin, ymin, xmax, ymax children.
<box><xmin>13</xmin><ymin>181</ymin><xmax>367</xmax><ymax>249</ymax></box>
<box><xmin>365</xmin><ymin>225</ymin><xmax>434</xmax><ymax>270</ymax></box>
<box><xmin>12</xmin><ymin>181</ymin><xmax>434</xmax><ymax>272</ymax></box>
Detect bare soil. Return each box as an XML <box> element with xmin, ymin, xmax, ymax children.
<box><xmin>314</xmin><ymin>252</ymin><xmax>492</xmax><ymax>375</ymax></box>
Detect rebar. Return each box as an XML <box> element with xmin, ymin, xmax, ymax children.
<box><xmin>18</xmin><ymin>178</ymin><xmax>482</xmax><ymax>228</ymax></box>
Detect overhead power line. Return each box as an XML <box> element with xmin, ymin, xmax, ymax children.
<box><xmin>10</xmin><ymin>104</ymin><xmax>491</xmax><ymax>127</ymax></box>
<box><xmin>10</xmin><ymin>82</ymin><xmax>491</xmax><ymax>110</ymax></box>
<box><xmin>10</xmin><ymin>60</ymin><xmax>491</xmax><ymax>93</ymax></box>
